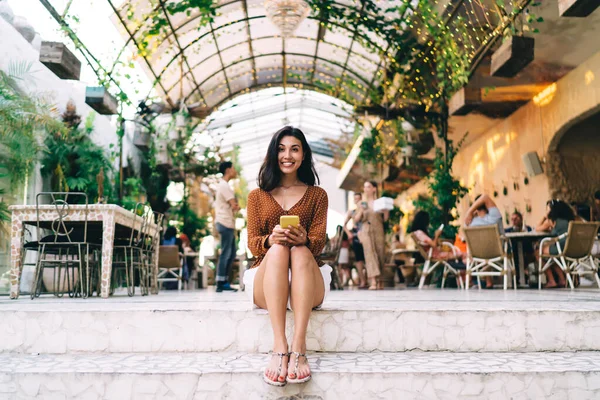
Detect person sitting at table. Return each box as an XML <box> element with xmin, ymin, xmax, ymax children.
<box><xmin>464</xmin><ymin>193</ymin><xmax>504</xmax><ymax>288</ymax></box>
<box><xmin>535</xmin><ymin>201</ymin><xmax>556</xmax><ymax>233</ymax></box>
<box><xmin>410</xmin><ymin>211</ymin><xmax>462</xmax><ymax>261</ymax></box>
<box><xmin>537</xmin><ymin>199</ymin><xmax>575</xmax><ymax>288</ymax></box>
<box><xmin>505</xmin><ymin>211</ymin><xmax>534</xmax><ymax>284</ymax></box>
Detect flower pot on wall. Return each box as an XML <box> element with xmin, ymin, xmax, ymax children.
<box><xmin>133</xmin><ymin>125</ymin><xmax>151</xmax><ymax>151</ymax></box>
<box><xmin>156</xmin><ymin>141</ymin><xmax>172</xmax><ymax>168</ymax></box>
<box><xmin>39</xmin><ymin>41</ymin><xmax>82</xmax><ymax>80</ymax></box>
<box><xmin>491</xmin><ymin>36</ymin><xmax>534</xmax><ymax>78</ymax></box>
<box><xmin>85</xmin><ymin>86</ymin><xmax>118</xmax><ymax>115</ymax></box>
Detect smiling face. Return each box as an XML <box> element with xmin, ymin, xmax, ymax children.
<box><xmin>278</xmin><ymin>135</ymin><xmax>304</xmax><ymax>176</ymax></box>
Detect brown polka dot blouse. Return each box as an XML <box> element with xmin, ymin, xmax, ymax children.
<box><xmin>247</xmin><ymin>185</ymin><xmax>328</xmax><ymax>268</ymax></box>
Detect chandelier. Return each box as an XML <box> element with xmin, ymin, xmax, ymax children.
<box><xmin>264</xmin><ymin>0</ymin><xmax>310</xmax><ymax>37</ymax></box>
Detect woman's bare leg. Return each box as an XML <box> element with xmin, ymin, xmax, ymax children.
<box><xmin>355</xmin><ymin>261</ymin><xmax>367</xmax><ymax>287</ymax></box>
<box><xmin>288</xmin><ymin>246</ymin><xmax>324</xmax><ymax>380</ymax></box>
<box><xmin>253</xmin><ymin>244</ymin><xmax>290</xmax><ymax>383</ymax></box>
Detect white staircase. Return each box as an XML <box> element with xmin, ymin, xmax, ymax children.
<box><xmin>2</xmin><ymin>290</ymin><xmax>600</xmax><ymax>399</ymax></box>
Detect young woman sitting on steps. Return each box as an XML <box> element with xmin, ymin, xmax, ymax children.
<box><xmin>243</xmin><ymin>126</ymin><xmax>332</xmax><ymax>386</ymax></box>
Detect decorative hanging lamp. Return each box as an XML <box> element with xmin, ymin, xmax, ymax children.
<box><xmin>264</xmin><ymin>0</ymin><xmax>310</xmax><ymax>37</ymax></box>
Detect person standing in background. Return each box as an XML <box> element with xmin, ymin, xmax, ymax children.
<box><xmin>342</xmin><ymin>192</ymin><xmax>367</xmax><ymax>288</ymax></box>
<box><xmin>215</xmin><ymin>161</ymin><xmax>240</xmax><ymax>292</ymax></box>
<box><xmin>354</xmin><ymin>181</ymin><xmax>388</xmax><ymax>290</ymax></box>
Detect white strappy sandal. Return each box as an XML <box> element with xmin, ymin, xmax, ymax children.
<box><xmin>287</xmin><ymin>351</ymin><xmax>312</xmax><ymax>384</ymax></box>
<box><xmin>263</xmin><ymin>351</ymin><xmax>289</xmax><ymax>386</ymax></box>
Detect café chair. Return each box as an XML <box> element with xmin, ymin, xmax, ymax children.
<box><xmin>30</xmin><ymin>192</ymin><xmax>101</xmax><ymax>299</ymax></box>
<box><xmin>112</xmin><ymin>203</ymin><xmax>147</xmax><ymax>296</ymax></box>
<box><xmin>413</xmin><ymin>233</ymin><xmax>464</xmax><ymax>289</ymax></box>
<box><xmin>538</xmin><ymin>221</ymin><xmax>600</xmax><ymax>290</ymax></box>
<box><xmin>320</xmin><ymin>225</ymin><xmax>344</xmax><ymax>290</ymax></box>
<box><xmin>463</xmin><ymin>225</ymin><xmax>517</xmax><ymax>291</ymax></box>
<box><xmin>157</xmin><ymin>245</ymin><xmax>183</xmax><ymax>290</ymax></box>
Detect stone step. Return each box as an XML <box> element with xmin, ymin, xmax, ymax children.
<box><xmin>3</xmin><ymin>289</ymin><xmax>600</xmax><ymax>354</ymax></box>
<box><xmin>2</xmin><ymin>351</ymin><xmax>600</xmax><ymax>399</ymax></box>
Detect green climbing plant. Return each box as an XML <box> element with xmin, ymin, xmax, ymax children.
<box><xmin>413</xmin><ymin>134</ymin><xmax>469</xmax><ymax>238</ymax></box>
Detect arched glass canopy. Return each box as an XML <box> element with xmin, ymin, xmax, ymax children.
<box><xmin>195</xmin><ymin>87</ymin><xmax>356</xmax><ymax>186</ymax></box>
<box><xmin>110</xmin><ymin>0</ymin><xmax>418</xmax><ymax>110</ymax></box>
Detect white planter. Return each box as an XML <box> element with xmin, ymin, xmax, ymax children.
<box><xmin>43</xmin><ymin>267</ymin><xmax>80</xmax><ymax>293</ymax></box>
<box><xmin>168</xmin><ymin>128</ymin><xmax>180</xmax><ymax>141</ymax></box>
<box><xmin>133</xmin><ymin>126</ymin><xmax>151</xmax><ymax>150</ymax></box>
<box><xmin>175</xmin><ymin>113</ymin><xmax>186</xmax><ymax>128</ymax></box>
<box><xmin>156</xmin><ymin>141</ymin><xmax>172</xmax><ymax>167</ymax></box>
<box><xmin>0</xmin><ymin>1</ymin><xmax>15</xmax><ymax>24</ymax></box>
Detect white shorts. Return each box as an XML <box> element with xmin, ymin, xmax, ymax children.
<box><xmin>243</xmin><ymin>264</ymin><xmax>332</xmax><ymax>310</ymax></box>
<box><xmin>338</xmin><ymin>247</ymin><xmax>349</xmax><ymax>264</ymax></box>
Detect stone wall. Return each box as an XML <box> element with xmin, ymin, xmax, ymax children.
<box><xmin>396</xmin><ymin>50</ymin><xmax>600</xmax><ymax>229</ymax></box>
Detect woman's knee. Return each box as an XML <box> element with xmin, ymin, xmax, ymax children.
<box><xmin>290</xmin><ymin>246</ymin><xmax>314</xmax><ymax>270</ymax></box>
<box><xmin>267</xmin><ymin>243</ymin><xmax>290</xmax><ymax>258</ymax></box>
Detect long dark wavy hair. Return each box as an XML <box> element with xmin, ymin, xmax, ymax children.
<box><xmin>547</xmin><ymin>199</ymin><xmax>575</xmax><ymax>222</ymax></box>
<box><xmin>258</xmin><ymin>126</ymin><xmax>319</xmax><ymax>191</ymax></box>
<box><xmin>409</xmin><ymin>210</ymin><xmax>430</xmax><ymax>233</ymax></box>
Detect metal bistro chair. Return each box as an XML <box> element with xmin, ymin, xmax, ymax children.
<box><xmin>463</xmin><ymin>225</ymin><xmax>517</xmax><ymax>291</ymax></box>
<box><xmin>31</xmin><ymin>192</ymin><xmax>101</xmax><ymax>299</ymax></box>
<box><xmin>539</xmin><ymin>221</ymin><xmax>600</xmax><ymax>290</ymax></box>
<box><xmin>142</xmin><ymin>210</ymin><xmax>164</xmax><ymax>294</ymax></box>
<box><xmin>157</xmin><ymin>245</ymin><xmax>183</xmax><ymax>290</ymax></box>
<box><xmin>112</xmin><ymin>203</ymin><xmax>147</xmax><ymax>296</ymax></box>
<box><xmin>320</xmin><ymin>225</ymin><xmax>344</xmax><ymax>290</ymax></box>
<box><xmin>413</xmin><ymin>232</ymin><xmax>464</xmax><ymax>289</ymax></box>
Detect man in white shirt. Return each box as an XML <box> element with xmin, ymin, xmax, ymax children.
<box><xmin>215</xmin><ymin>161</ymin><xmax>240</xmax><ymax>292</ymax></box>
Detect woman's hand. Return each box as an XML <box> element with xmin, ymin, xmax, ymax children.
<box><xmin>285</xmin><ymin>225</ymin><xmax>308</xmax><ymax>247</ymax></box>
<box><xmin>268</xmin><ymin>225</ymin><xmax>288</xmax><ymax>247</ymax></box>
<box><xmin>464</xmin><ymin>212</ymin><xmax>474</xmax><ymax>226</ymax></box>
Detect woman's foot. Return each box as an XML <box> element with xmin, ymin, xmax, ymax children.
<box><xmin>264</xmin><ymin>349</ymin><xmax>288</xmax><ymax>386</ymax></box>
<box><xmin>288</xmin><ymin>344</ymin><xmax>311</xmax><ymax>383</ymax></box>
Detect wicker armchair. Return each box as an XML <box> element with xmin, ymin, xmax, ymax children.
<box><xmin>412</xmin><ymin>233</ymin><xmax>464</xmax><ymax>289</ymax></box>
<box><xmin>538</xmin><ymin>221</ymin><xmax>600</xmax><ymax>290</ymax></box>
<box><xmin>463</xmin><ymin>225</ymin><xmax>517</xmax><ymax>291</ymax></box>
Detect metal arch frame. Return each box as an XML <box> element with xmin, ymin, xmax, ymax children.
<box><xmin>134</xmin><ymin>14</ymin><xmax>393</xmax><ymax>103</ymax></box>
<box><xmin>107</xmin><ymin>0</ymin><xmax>393</xmax><ymax>102</ymax></box>
<box><xmin>105</xmin><ymin>0</ymin><xmax>176</xmax><ymax>107</ymax></box>
<box><xmin>332</xmin><ymin>1</ymin><xmax>366</xmax><ymax>99</ymax></box>
<box><xmin>188</xmin><ymin>81</ymin><xmax>362</xmax><ymax>132</ymax></box>
<box><xmin>157</xmin><ymin>0</ymin><xmax>207</xmax><ymax>106</ymax></box>
<box><xmin>181</xmin><ymin>52</ymin><xmax>372</xmax><ymax>105</ymax></box>
<box><xmin>164</xmin><ymin>34</ymin><xmax>380</xmax><ymax>95</ymax></box>
<box><xmin>241</xmin><ymin>0</ymin><xmax>258</xmax><ymax>87</ymax></box>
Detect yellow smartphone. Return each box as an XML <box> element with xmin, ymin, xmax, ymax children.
<box><xmin>280</xmin><ymin>215</ymin><xmax>300</xmax><ymax>229</ymax></box>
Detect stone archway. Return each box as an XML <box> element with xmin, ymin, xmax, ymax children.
<box><xmin>546</xmin><ymin>104</ymin><xmax>600</xmax><ymax>203</ymax></box>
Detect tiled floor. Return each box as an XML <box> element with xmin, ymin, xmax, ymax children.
<box><xmin>3</xmin><ymin>351</ymin><xmax>600</xmax><ymax>375</ymax></box>
<box><xmin>3</xmin><ymin>286</ymin><xmax>600</xmax><ymax>311</ymax></box>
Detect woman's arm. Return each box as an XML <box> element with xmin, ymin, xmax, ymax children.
<box><xmin>353</xmin><ymin>206</ymin><xmax>364</xmax><ymax>224</ymax></box>
<box><xmin>536</xmin><ymin>216</ymin><xmax>553</xmax><ymax>232</ymax></box>
<box><xmin>307</xmin><ymin>190</ymin><xmax>329</xmax><ymax>257</ymax></box>
<box><xmin>246</xmin><ymin>191</ymin><xmax>271</xmax><ymax>257</ymax></box>
<box><xmin>382</xmin><ymin>209</ymin><xmax>390</xmax><ymax>222</ymax></box>
<box><xmin>343</xmin><ymin>210</ymin><xmax>354</xmax><ymax>239</ymax></box>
